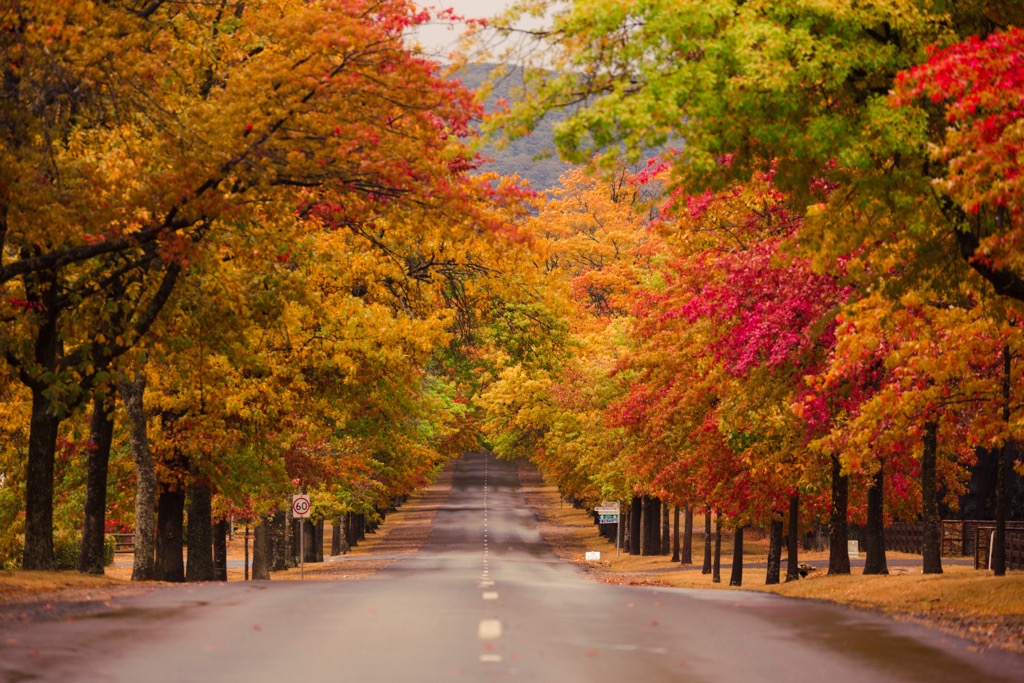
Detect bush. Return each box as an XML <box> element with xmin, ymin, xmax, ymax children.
<box><xmin>0</xmin><ymin>532</ymin><xmax>115</xmax><ymax>570</ymax></box>
<box><xmin>52</xmin><ymin>530</ymin><xmax>81</xmax><ymax>569</ymax></box>
<box><xmin>52</xmin><ymin>531</ymin><xmax>116</xmax><ymax>569</ymax></box>
<box><xmin>103</xmin><ymin>534</ymin><xmax>116</xmax><ymax>566</ymax></box>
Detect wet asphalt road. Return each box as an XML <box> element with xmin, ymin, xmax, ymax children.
<box><xmin>2</xmin><ymin>451</ymin><xmax>1023</xmax><ymax>683</ymax></box>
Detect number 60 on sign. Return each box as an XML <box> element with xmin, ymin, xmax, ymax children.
<box><xmin>292</xmin><ymin>494</ymin><xmax>311</xmax><ymax>518</ymax></box>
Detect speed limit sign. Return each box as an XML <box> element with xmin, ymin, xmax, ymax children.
<box><xmin>291</xmin><ymin>494</ymin><xmax>311</xmax><ymax>518</ymax></box>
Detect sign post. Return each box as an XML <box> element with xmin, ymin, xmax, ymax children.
<box><xmin>595</xmin><ymin>502</ymin><xmax>622</xmax><ymax>558</ymax></box>
<box><xmin>292</xmin><ymin>494</ymin><xmax>311</xmax><ymax>579</ymax></box>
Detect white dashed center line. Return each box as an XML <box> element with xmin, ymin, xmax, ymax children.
<box><xmin>478</xmin><ymin>619</ymin><xmax>503</xmax><ymax>639</ymax></box>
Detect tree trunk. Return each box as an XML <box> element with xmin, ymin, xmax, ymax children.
<box><xmin>629</xmin><ymin>496</ymin><xmax>642</xmax><ymax>555</ymax></box>
<box><xmin>244</xmin><ymin>524</ymin><xmax>250</xmax><ymax>580</ymax></box>
<box><xmin>331</xmin><ymin>516</ymin><xmax>343</xmax><ymax>556</ymax></box>
<box><xmin>661</xmin><ymin>502</ymin><xmax>670</xmax><ymax>555</ymax></box>
<box><xmin>671</xmin><ymin>505</ymin><xmax>680</xmax><ymax>562</ymax></box>
<box><xmin>863</xmin><ymin>462</ymin><xmax>889</xmax><ymax>575</ymax></box>
<box><xmin>21</xmin><ymin>289</ymin><xmax>61</xmax><ymax>571</ymax></box>
<box><xmin>643</xmin><ymin>497</ymin><xmax>661</xmax><ymax>556</ymax></box>
<box><xmin>23</xmin><ymin>384</ymin><xmax>60</xmax><ymax>570</ymax></box>
<box><xmin>681</xmin><ymin>505</ymin><xmax>693</xmax><ymax>565</ymax></box>
<box><xmin>79</xmin><ymin>394</ymin><xmax>115</xmax><ymax>574</ymax></box>
<box><xmin>120</xmin><ymin>372</ymin><xmax>157</xmax><ymax>582</ymax></box>
<box><xmin>185</xmin><ymin>482</ymin><xmax>214</xmax><ymax>582</ymax></box>
<box><xmin>213</xmin><ymin>518</ymin><xmax>228</xmax><ymax>581</ymax></box>
<box><xmin>702</xmin><ymin>506</ymin><xmax>712</xmax><ymax>574</ymax></box>
<box><xmin>641</xmin><ymin>497</ymin><xmax>653</xmax><ymax>556</ymax></box>
<box><xmin>766</xmin><ymin>518</ymin><xmax>783</xmax><ymax>585</ymax></box>
<box><xmin>729</xmin><ymin>525</ymin><xmax>745</xmax><ymax>587</ymax></box>
<box><xmin>993</xmin><ymin>440</ymin><xmax>1014</xmax><ymax>576</ymax></box>
<box><xmin>994</xmin><ymin>345</ymin><xmax>1014</xmax><ymax>576</ymax></box>
<box><xmin>712</xmin><ymin>510</ymin><xmax>722</xmax><ymax>583</ymax></box>
<box><xmin>300</xmin><ymin>519</ymin><xmax>317</xmax><ymax>563</ymax></box>
<box><xmin>252</xmin><ymin>520</ymin><xmax>271</xmax><ymax>580</ymax></box>
<box><xmin>922</xmin><ymin>421</ymin><xmax>943</xmax><ymax>574</ymax></box>
<box><xmin>271</xmin><ymin>510</ymin><xmax>289</xmax><ymax>571</ymax></box>
<box><xmin>828</xmin><ymin>453</ymin><xmax>851</xmax><ymax>575</ymax></box>
<box><xmin>313</xmin><ymin>519</ymin><xmax>325</xmax><ymax>562</ymax></box>
<box><xmin>342</xmin><ymin>513</ymin><xmax>352</xmax><ymax>550</ymax></box>
<box><xmin>155</xmin><ymin>486</ymin><xmax>186</xmax><ymax>582</ymax></box>
<box><xmin>786</xmin><ymin>493</ymin><xmax>800</xmax><ymax>582</ymax></box>
<box><xmin>291</xmin><ymin>518</ymin><xmax>301</xmax><ymax>564</ymax></box>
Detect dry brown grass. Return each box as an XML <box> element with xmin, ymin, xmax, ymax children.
<box><xmin>517</xmin><ymin>459</ymin><xmax>1024</xmax><ymax>653</ymax></box>
<box><xmin>0</xmin><ymin>570</ymin><xmax>129</xmax><ymax>596</ymax></box>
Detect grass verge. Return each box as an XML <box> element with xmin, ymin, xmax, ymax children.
<box><xmin>517</xmin><ymin>459</ymin><xmax>1024</xmax><ymax>654</ymax></box>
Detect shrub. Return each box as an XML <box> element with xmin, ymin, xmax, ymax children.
<box><xmin>0</xmin><ymin>532</ymin><xmax>115</xmax><ymax>569</ymax></box>
<box><xmin>52</xmin><ymin>530</ymin><xmax>81</xmax><ymax>569</ymax></box>
<box><xmin>52</xmin><ymin>531</ymin><xmax>116</xmax><ymax>569</ymax></box>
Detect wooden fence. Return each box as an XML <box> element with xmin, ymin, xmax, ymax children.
<box><xmin>974</xmin><ymin>528</ymin><xmax>1024</xmax><ymax>570</ymax></box>
<box><xmin>884</xmin><ymin>520</ymin><xmax>1024</xmax><ymax>570</ymax></box>
<box><xmin>939</xmin><ymin>520</ymin><xmax>1024</xmax><ymax>557</ymax></box>
<box><xmin>111</xmin><ymin>533</ymin><xmax>135</xmax><ymax>553</ymax></box>
<box><xmin>884</xmin><ymin>523</ymin><xmax>924</xmax><ymax>554</ymax></box>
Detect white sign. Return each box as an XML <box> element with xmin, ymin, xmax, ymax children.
<box><xmin>292</xmin><ymin>494</ymin><xmax>311</xmax><ymax>518</ymax></box>
<box><xmin>585</xmin><ymin>551</ymin><xmax>601</xmax><ymax>562</ymax></box>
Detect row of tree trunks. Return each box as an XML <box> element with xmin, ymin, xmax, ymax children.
<box><xmin>622</xmin><ymin>496</ymin><xmax>677</xmax><ymax>556</ymax></box>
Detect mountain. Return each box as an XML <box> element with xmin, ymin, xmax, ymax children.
<box><xmin>452</xmin><ymin>63</ymin><xmax>572</xmax><ymax>192</ymax></box>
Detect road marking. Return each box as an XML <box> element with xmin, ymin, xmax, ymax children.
<box><xmin>480</xmin><ymin>654</ymin><xmax>503</xmax><ymax>663</ymax></box>
<box><xmin>478</xmin><ymin>579</ymin><xmax>495</xmax><ymax>587</ymax></box>
<box><xmin>478</xmin><ymin>619</ymin><xmax>503</xmax><ymax>639</ymax></box>
<box><xmin>482</xmin><ymin>591</ymin><xmax>499</xmax><ymax>600</ymax></box>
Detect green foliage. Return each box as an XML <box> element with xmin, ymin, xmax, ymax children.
<box><xmin>10</xmin><ymin>531</ymin><xmax>117</xmax><ymax>571</ymax></box>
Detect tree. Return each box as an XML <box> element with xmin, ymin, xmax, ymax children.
<box><xmin>1</xmin><ymin>0</ymin><xmax>492</xmax><ymax>569</ymax></box>
<box><xmin>893</xmin><ymin>27</ymin><xmax>1024</xmax><ymax>303</ymax></box>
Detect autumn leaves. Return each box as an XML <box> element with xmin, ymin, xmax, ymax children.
<box><xmin>474</xmin><ymin>1</ymin><xmax>1024</xmax><ymax>577</ymax></box>
<box><xmin>2</xmin><ymin>0</ymin><xmax>1023</xmax><ymax>583</ymax></box>
<box><xmin>0</xmin><ymin>0</ymin><xmax>517</xmax><ymax>573</ymax></box>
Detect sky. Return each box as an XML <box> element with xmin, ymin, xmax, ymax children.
<box><xmin>412</xmin><ymin>1</ymin><xmax>552</xmax><ymax>60</ymax></box>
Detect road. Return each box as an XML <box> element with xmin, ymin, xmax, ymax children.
<box><xmin>2</xmin><ymin>451</ymin><xmax>1022</xmax><ymax>682</ymax></box>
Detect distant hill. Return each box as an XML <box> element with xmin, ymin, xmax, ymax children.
<box><xmin>452</xmin><ymin>63</ymin><xmax>573</xmax><ymax>192</ymax></box>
